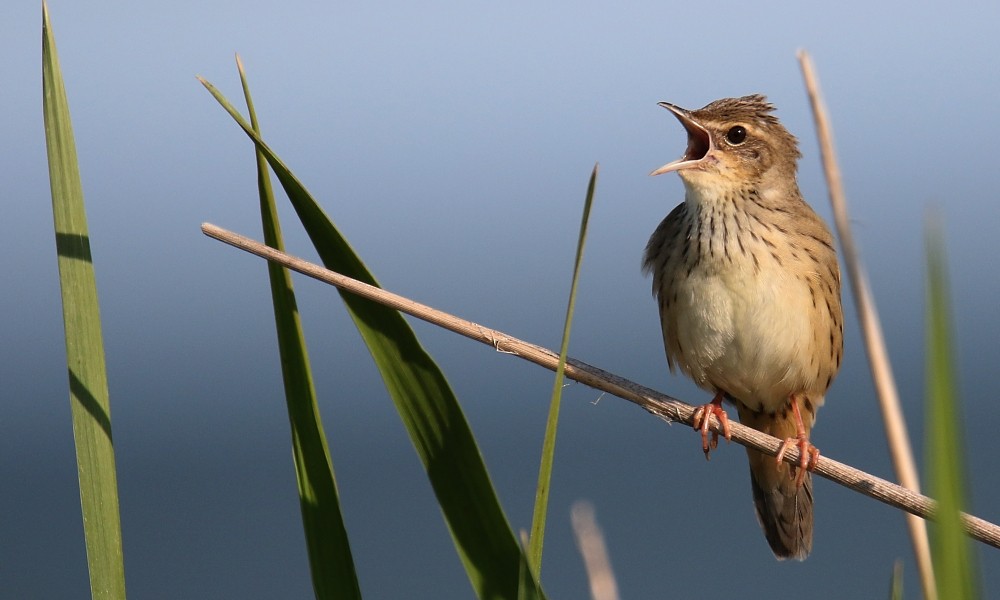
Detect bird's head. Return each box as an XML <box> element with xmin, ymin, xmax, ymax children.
<box><xmin>650</xmin><ymin>94</ymin><xmax>801</xmax><ymax>192</ymax></box>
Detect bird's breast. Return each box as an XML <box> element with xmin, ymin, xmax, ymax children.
<box><xmin>657</xmin><ymin>194</ymin><xmax>832</xmax><ymax>413</ymax></box>
<box><xmin>671</xmin><ymin>262</ymin><xmax>815</xmax><ymax>411</ymax></box>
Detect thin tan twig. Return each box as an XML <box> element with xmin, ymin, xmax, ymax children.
<box><xmin>201</xmin><ymin>222</ymin><xmax>1000</xmax><ymax>552</ymax></box>
<box><xmin>571</xmin><ymin>501</ymin><xmax>620</xmax><ymax>600</ymax></box>
<box><xmin>798</xmin><ymin>51</ymin><xmax>937</xmax><ymax>599</ymax></box>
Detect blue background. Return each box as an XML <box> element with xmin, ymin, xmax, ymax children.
<box><xmin>3</xmin><ymin>1</ymin><xmax>999</xmax><ymax>597</ymax></box>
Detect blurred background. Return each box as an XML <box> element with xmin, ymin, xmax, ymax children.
<box><xmin>3</xmin><ymin>0</ymin><xmax>999</xmax><ymax>597</ymax></box>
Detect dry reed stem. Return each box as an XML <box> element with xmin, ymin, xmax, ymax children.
<box><xmin>798</xmin><ymin>50</ymin><xmax>937</xmax><ymax>599</ymax></box>
<box><xmin>201</xmin><ymin>222</ymin><xmax>1000</xmax><ymax>552</ymax></box>
<box><xmin>571</xmin><ymin>502</ymin><xmax>620</xmax><ymax>600</ymax></box>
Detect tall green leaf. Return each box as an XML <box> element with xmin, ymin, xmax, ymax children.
<box><xmin>528</xmin><ymin>165</ymin><xmax>597</xmax><ymax>575</ymax></box>
<box><xmin>236</xmin><ymin>58</ymin><xmax>360</xmax><ymax>599</ymax></box>
<box><xmin>41</xmin><ymin>3</ymin><xmax>126</xmax><ymax>598</ymax></box>
<box><xmin>200</xmin><ymin>77</ymin><xmax>544</xmax><ymax>599</ymax></box>
<box><xmin>887</xmin><ymin>560</ymin><xmax>903</xmax><ymax>600</ymax></box>
<box><xmin>925</xmin><ymin>219</ymin><xmax>978</xmax><ymax>599</ymax></box>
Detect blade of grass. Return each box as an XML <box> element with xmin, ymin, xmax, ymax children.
<box><xmin>527</xmin><ymin>165</ymin><xmax>598</xmax><ymax>575</ymax></box>
<box><xmin>888</xmin><ymin>560</ymin><xmax>903</xmax><ymax>600</ymax></box>
<box><xmin>199</xmin><ymin>77</ymin><xmax>544</xmax><ymax>600</ymax></box>
<box><xmin>41</xmin><ymin>3</ymin><xmax>126</xmax><ymax>598</ymax></box>
<box><xmin>236</xmin><ymin>57</ymin><xmax>361</xmax><ymax>599</ymax></box>
<box><xmin>925</xmin><ymin>218</ymin><xmax>978</xmax><ymax>599</ymax></box>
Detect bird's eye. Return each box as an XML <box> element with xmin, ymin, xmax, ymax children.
<box><xmin>725</xmin><ymin>125</ymin><xmax>747</xmax><ymax>145</ymax></box>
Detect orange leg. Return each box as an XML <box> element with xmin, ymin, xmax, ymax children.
<box><xmin>691</xmin><ymin>392</ymin><xmax>731</xmax><ymax>460</ymax></box>
<box><xmin>775</xmin><ymin>395</ymin><xmax>820</xmax><ymax>487</ymax></box>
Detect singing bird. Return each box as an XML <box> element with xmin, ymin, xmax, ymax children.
<box><xmin>642</xmin><ymin>95</ymin><xmax>843</xmax><ymax>560</ymax></box>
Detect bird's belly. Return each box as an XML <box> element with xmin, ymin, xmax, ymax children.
<box><xmin>669</xmin><ymin>266</ymin><xmax>816</xmax><ymax>413</ymax></box>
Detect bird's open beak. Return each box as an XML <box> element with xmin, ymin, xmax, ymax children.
<box><xmin>650</xmin><ymin>102</ymin><xmax>714</xmax><ymax>176</ymax></box>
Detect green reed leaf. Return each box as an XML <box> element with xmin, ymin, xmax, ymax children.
<box><xmin>200</xmin><ymin>76</ymin><xmax>544</xmax><ymax>600</ymax></box>
<box><xmin>236</xmin><ymin>57</ymin><xmax>361</xmax><ymax>599</ymax></box>
<box><xmin>925</xmin><ymin>218</ymin><xmax>978</xmax><ymax>600</ymax></box>
<box><xmin>527</xmin><ymin>165</ymin><xmax>598</xmax><ymax>575</ymax></box>
<box><xmin>42</xmin><ymin>3</ymin><xmax>126</xmax><ymax>598</ymax></box>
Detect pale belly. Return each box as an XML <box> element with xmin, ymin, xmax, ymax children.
<box><xmin>668</xmin><ymin>264</ymin><xmax>820</xmax><ymax>413</ymax></box>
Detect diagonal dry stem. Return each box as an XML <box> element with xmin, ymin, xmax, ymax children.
<box><xmin>798</xmin><ymin>50</ymin><xmax>937</xmax><ymax>600</ymax></box>
<box><xmin>201</xmin><ymin>222</ymin><xmax>1000</xmax><ymax>552</ymax></box>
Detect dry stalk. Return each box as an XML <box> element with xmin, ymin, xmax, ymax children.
<box><xmin>201</xmin><ymin>222</ymin><xmax>1000</xmax><ymax>552</ymax></box>
<box><xmin>798</xmin><ymin>50</ymin><xmax>937</xmax><ymax>599</ymax></box>
<box><xmin>571</xmin><ymin>502</ymin><xmax>620</xmax><ymax>600</ymax></box>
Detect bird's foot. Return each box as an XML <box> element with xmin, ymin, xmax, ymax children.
<box><xmin>692</xmin><ymin>392</ymin><xmax>731</xmax><ymax>460</ymax></box>
<box><xmin>775</xmin><ymin>396</ymin><xmax>819</xmax><ymax>487</ymax></box>
<box><xmin>775</xmin><ymin>435</ymin><xmax>819</xmax><ymax>487</ymax></box>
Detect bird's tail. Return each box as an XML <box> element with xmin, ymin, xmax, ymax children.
<box><xmin>735</xmin><ymin>403</ymin><xmax>814</xmax><ymax>560</ymax></box>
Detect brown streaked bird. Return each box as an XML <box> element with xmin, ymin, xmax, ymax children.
<box><xmin>642</xmin><ymin>94</ymin><xmax>843</xmax><ymax>560</ymax></box>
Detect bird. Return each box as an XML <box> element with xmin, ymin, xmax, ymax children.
<box><xmin>642</xmin><ymin>94</ymin><xmax>843</xmax><ymax>560</ymax></box>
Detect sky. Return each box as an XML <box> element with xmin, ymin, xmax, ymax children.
<box><xmin>3</xmin><ymin>0</ymin><xmax>1000</xmax><ymax>597</ymax></box>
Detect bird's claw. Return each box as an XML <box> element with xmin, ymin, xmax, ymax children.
<box><xmin>692</xmin><ymin>395</ymin><xmax>731</xmax><ymax>460</ymax></box>
<box><xmin>776</xmin><ymin>435</ymin><xmax>820</xmax><ymax>487</ymax></box>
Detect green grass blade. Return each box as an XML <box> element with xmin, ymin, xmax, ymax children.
<box><xmin>199</xmin><ymin>77</ymin><xmax>544</xmax><ymax>600</ymax></box>
<box><xmin>236</xmin><ymin>58</ymin><xmax>361</xmax><ymax>599</ymax></box>
<box><xmin>527</xmin><ymin>165</ymin><xmax>598</xmax><ymax>575</ymax></box>
<box><xmin>41</xmin><ymin>3</ymin><xmax>126</xmax><ymax>598</ymax></box>
<box><xmin>887</xmin><ymin>560</ymin><xmax>903</xmax><ymax>600</ymax></box>
<box><xmin>925</xmin><ymin>218</ymin><xmax>978</xmax><ymax>599</ymax></box>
